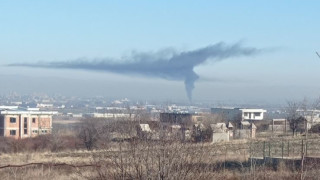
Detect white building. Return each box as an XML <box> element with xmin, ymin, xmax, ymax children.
<box><xmin>240</xmin><ymin>109</ymin><xmax>267</xmax><ymax>121</ymax></box>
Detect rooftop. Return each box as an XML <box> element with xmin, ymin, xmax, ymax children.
<box><xmin>240</xmin><ymin>109</ymin><xmax>267</xmax><ymax>113</ymax></box>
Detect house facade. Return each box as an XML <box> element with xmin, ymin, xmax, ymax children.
<box><xmin>0</xmin><ymin>107</ymin><xmax>57</xmax><ymax>139</ymax></box>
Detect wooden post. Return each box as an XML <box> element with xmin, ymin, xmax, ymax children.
<box><xmin>263</xmin><ymin>141</ymin><xmax>266</xmax><ymax>158</ymax></box>
<box><xmin>305</xmin><ymin>141</ymin><xmax>308</xmax><ymax>157</ymax></box>
<box><xmin>285</xmin><ymin>119</ymin><xmax>287</xmax><ymax>134</ymax></box>
<box><xmin>249</xmin><ymin>142</ymin><xmax>252</xmax><ymax>158</ymax></box>
<box><xmin>301</xmin><ymin>139</ymin><xmax>305</xmax><ymax>179</ymax></box>
<box><xmin>250</xmin><ymin>142</ymin><xmax>252</xmax><ymax>174</ymax></box>
<box><xmin>272</xmin><ymin>119</ymin><xmax>274</xmax><ymax>133</ymax></box>
<box><xmin>282</xmin><ymin>140</ymin><xmax>284</xmax><ymax>159</ymax></box>
<box><xmin>301</xmin><ymin>140</ymin><xmax>304</xmax><ymax>158</ymax></box>
<box><xmin>224</xmin><ymin>146</ymin><xmax>227</xmax><ymax>173</ymax></box>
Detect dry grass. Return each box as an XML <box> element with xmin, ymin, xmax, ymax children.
<box><xmin>0</xmin><ymin>140</ymin><xmax>303</xmax><ymax>179</ymax></box>
<box><xmin>2</xmin><ymin>134</ymin><xmax>320</xmax><ymax>179</ymax></box>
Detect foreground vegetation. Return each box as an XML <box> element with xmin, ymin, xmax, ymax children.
<box><xmin>1</xmin><ymin>136</ymin><xmax>320</xmax><ymax>179</ymax></box>
<box><xmin>1</xmin><ymin>117</ymin><xmax>320</xmax><ymax>179</ymax></box>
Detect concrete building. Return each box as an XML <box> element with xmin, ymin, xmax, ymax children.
<box><xmin>160</xmin><ymin>112</ymin><xmax>193</xmax><ymax>125</ymax></box>
<box><xmin>211</xmin><ymin>123</ymin><xmax>232</xmax><ymax>143</ymax></box>
<box><xmin>0</xmin><ymin>106</ymin><xmax>57</xmax><ymax>139</ymax></box>
<box><xmin>234</xmin><ymin>121</ymin><xmax>257</xmax><ymax>139</ymax></box>
<box><xmin>241</xmin><ymin>109</ymin><xmax>267</xmax><ymax>121</ymax></box>
<box><xmin>211</xmin><ymin>108</ymin><xmax>267</xmax><ymax>121</ymax></box>
<box><xmin>269</xmin><ymin>119</ymin><xmax>290</xmax><ymax>133</ymax></box>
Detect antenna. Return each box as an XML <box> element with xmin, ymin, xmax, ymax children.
<box><xmin>316</xmin><ymin>52</ymin><xmax>320</xmax><ymax>59</ymax></box>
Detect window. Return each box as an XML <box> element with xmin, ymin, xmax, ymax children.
<box><xmin>42</xmin><ymin>130</ymin><xmax>48</xmax><ymax>134</ymax></box>
<box><xmin>244</xmin><ymin>112</ymin><xmax>248</xmax><ymax>116</ymax></box>
<box><xmin>23</xmin><ymin>117</ymin><xmax>28</xmax><ymax>134</ymax></box>
<box><xmin>32</xmin><ymin>118</ymin><xmax>36</xmax><ymax>123</ymax></box>
<box><xmin>10</xmin><ymin>117</ymin><xmax>16</xmax><ymax>123</ymax></box>
<box><xmin>254</xmin><ymin>112</ymin><xmax>261</xmax><ymax>117</ymax></box>
<box><xmin>32</xmin><ymin>130</ymin><xmax>38</xmax><ymax>134</ymax></box>
<box><xmin>10</xmin><ymin>130</ymin><xmax>16</xmax><ymax>136</ymax></box>
<box><xmin>24</xmin><ymin>118</ymin><xmax>28</xmax><ymax>127</ymax></box>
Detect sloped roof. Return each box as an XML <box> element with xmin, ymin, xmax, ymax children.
<box><xmin>227</xmin><ymin>122</ymin><xmax>233</xmax><ymax>128</ymax></box>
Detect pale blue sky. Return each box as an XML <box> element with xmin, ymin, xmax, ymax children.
<box><xmin>0</xmin><ymin>1</ymin><xmax>320</xmax><ymax>103</ymax></box>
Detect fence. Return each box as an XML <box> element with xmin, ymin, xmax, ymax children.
<box><xmin>249</xmin><ymin>137</ymin><xmax>320</xmax><ymax>159</ymax></box>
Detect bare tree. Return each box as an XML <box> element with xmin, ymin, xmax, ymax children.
<box><xmin>309</xmin><ymin>96</ymin><xmax>320</xmax><ymax>126</ymax></box>
<box><xmin>286</xmin><ymin>101</ymin><xmax>304</xmax><ymax>136</ymax></box>
<box><xmin>288</xmin><ymin>97</ymin><xmax>320</xmax><ymax>137</ymax></box>
<box><xmin>78</xmin><ymin>118</ymin><xmax>101</xmax><ymax>150</ymax></box>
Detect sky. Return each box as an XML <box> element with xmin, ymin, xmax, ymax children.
<box><xmin>0</xmin><ymin>1</ymin><xmax>320</xmax><ymax>104</ymax></box>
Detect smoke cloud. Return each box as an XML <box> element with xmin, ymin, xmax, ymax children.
<box><xmin>8</xmin><ymin>42</ymin><xmax>262</xmax><ymax>101</ymax></box>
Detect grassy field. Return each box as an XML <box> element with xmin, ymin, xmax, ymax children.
<box><xmin>2</xmin><ymin>119</ymin><xmax>320</xmax><ymax>180</ymax></box>
<box><xmin>1</xmin><ymin>136</ymin><xmax>319</xmax><ymax>180</ymax></box>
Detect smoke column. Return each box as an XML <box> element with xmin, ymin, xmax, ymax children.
<box><xmin>8</xmin><ymin>42</ymin><xmax>261</xmax><ymax>101</ymax></box>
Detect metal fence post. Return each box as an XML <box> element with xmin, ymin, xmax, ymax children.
<box><xmin>269</xmin><ymin>141</ymin><xmax>271</xmax><ymax>157</ymax></box>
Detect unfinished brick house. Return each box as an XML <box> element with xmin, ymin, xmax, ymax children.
<box><xmin>0</xmin><ymin>106</ymin><xmax>57</xmax><ymax>139</ymax></box>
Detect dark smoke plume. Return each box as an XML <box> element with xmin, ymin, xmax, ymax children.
<box><xmin>8</xmin><ymin>42</ymin><xmax>261</xmax><ymax>101</ymax></box>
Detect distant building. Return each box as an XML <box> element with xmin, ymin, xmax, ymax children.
<box><xmin>160</xmin><ymin>113</ymin><xmax>201</xmax><ymax>141</ymax></box>
<box><xmin>211</xmin><ymin>108</ymin><xmax>242</xmax><ymax>121</ymax></box>
<box><xmin>269</xmin><ymin>119</ymin><xmax>289</xmax><ymax>133</ymax></box>
<box><xmin>160</xmin><ymin>112</ymin><xmax>196</xmax><ymax>125</ymax></box>
<box><xmin>66</xmin><ymin>113</ymin><xmax>83</xmax><ymax>118</ymax></box>
<box><xmin>211</xmin><ymin>122</ymin><xmax>233</xmax><ymax>143</ymax></box>
<box><xmin>297</xmin><ymin>109</ymin><xmax>320</xmax><ymax>127</ymax></box>
<box><xmin>72</xmin><ymin>113</ymin><xmax>83</xmax><ymax>118</ymax></box>
<box><xmin>85</xmin><ymin>113</ymin><xmax>133</xmax><ymax>119</ymax></box>
<box><xmin>234</xmin><ymin>121</ymin><xmax>257</xmax><ymax>139</ymax></box>
<box><xmin>241</xmin><ymin>109</ymin><xmax>266</xmax><ymax>121</ymax></box>
<box><xmin>0</xmin><ymin>106</ymin><xmax>57</xmax><ymax>139</ymax></box>
<box><xmin>211</xmin><ymin>108</ymin><xmax>267</xmax><ymax>121</ymax></box>
<box><xmin>37</xmin><ymin>103</ymin><xmax>54</xmax><ymax>108</ymax></box>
